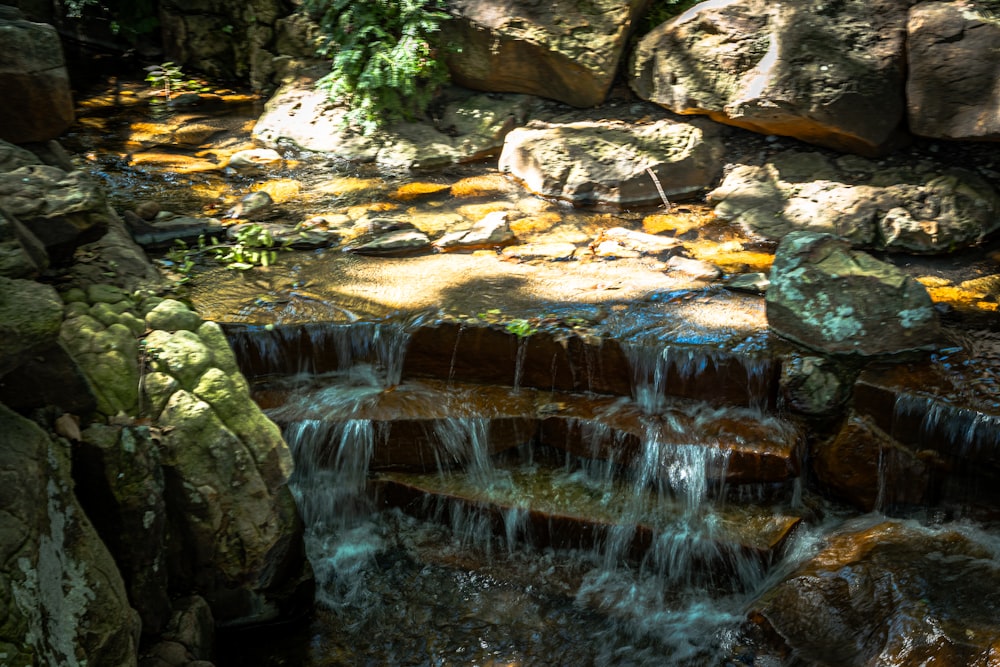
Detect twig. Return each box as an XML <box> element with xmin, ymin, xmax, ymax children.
<box><xmin>645</xmin><ymin>167</ymin><xmax>673</xmax><ymax>212</ymax></box>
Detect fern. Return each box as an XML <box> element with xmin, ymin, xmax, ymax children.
<box><xmin>304</xmin><ymin>0</ymin><xmax>452</xmax><ymax>135</ymax></box>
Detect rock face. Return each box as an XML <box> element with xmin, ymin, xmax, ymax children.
<box><xmin>254</xmin><ymin>82</ymin><xmax>532</xmax><ymax>169</ymax></box>
<box><xmin>766</xmin><ymin>231</ymin><xmax>940</xmax><ymax>356</ymax></box>
<box><xmin>907</xmin><ymin>2</ymin><xmax>1000</xmax><ymax>141</ymax></box>
<box><xmin>755</xmin><ymin>518</ymin><xmax>1000</xmax><ymax>666</ymax></box>
<box><xmin>0</xmin><ymin>9</ymin><xmax>74</xmax><ymax>143</ymax></box>
<box><xmin>0</xmin><ymin>404</ymin><xmax>140</xmax><ymax>667</ymax></box>
<box><xmin>498</xmin><ymin>118</ymin><xmax>724</xmax><ymax>207</ymax></box>
<box><xmin>140</xmin><ymin>300</ymin><xmax>310</xmax><ymax>626</ymax></box>
<box><xmin>708</xmin><ymin>150</ymin><xmax>1000</xmax><ymax>253</ymax></box>
<box><xmin>444</xmin><ymin>0</ymin><xmax>649</xmax><ymax>107</ymax></box>
<box><xmin>629</xmin><ymin>0</ymin><xmax>910</xmax><ymax>156</ymax></box>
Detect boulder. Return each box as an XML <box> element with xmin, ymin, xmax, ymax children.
<box><xmin>0</xmin><ymin>12</ymin><xmax>74</xmax><ymax>143</ymax></box>
<box><xmin>754</xmin><ymin>518</ymin><xmax>1000</xmax><ymax>666</ymax></box>
<box><xmin>0</xmin><ymin>404</ymin><xmax>140</xmax><ymax>666</ymax></box>
<box><xmin>0</xmin><ymin>276</ymin><xmax>63</xmax><ymax>378</ymax></box>
<box><xmin>443</xmin><ymin>0</ymin><xmax>648</xmax><ymax>107</ymax></box>
<box><xmin>141</xmin><ymin>308</ymin><xmax>311</xmax><ymax>626</ymax></box>
<box><xmin>766</xmin><ymin>231</ymin><xmax>940</xmax><ymax>356</ymax></box>
<box><xmin>0</xmin><ymin>164</ymin><xmax>110</xmax><ymax>265</ymax></box>
<box><xmin>433</xmin><ymin>210</ymin><xmax>517</xmax><ymax>251</ymax></box>
<box><xmin>907</xmin><ymin>2</ymin><xmax>1000</xmax><ymax>141</ymax></box>
<box><xmin>0</xmin><ymin>204</ymin><xmax>49</xmax><ymax>278</ymax></box>
<box><xmin>708</xmin><ymin>150</ymin><xmax>1000</xmax><ymax>253</ymax></box>
<box><xmin>629</xmin><ymin>0</ymin><xmax>910</xmax><ymax>155</ymax></box>
<box><xmin>254</xmin><ymin>81</ymin><xmax>533</xmax><ymax>169</ymax></box>
<box><xmin>812</xmin><ymin>411</ymin><xmax>932</xmax><ymax>511</ymax></box>
<box><xmin>498</xmin><ymin>118</ymin><xmax>725</xmax><ymax>207</ymax></box>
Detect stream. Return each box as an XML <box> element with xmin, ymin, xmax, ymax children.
<box><xmin>63</xmin><ymin>78</ymin><xmax>1000</xmax><ymax>666</ymax></box>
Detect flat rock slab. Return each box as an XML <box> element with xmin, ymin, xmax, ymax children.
<box><xmin>708</xmin><ymin>150</ymin><xmax>1000</xmax><ymax>253</ymax></box>
<box><xmin>499</xmin><ymin>118</ymin><xmax>724</xmax><ymax>207</ymax></box>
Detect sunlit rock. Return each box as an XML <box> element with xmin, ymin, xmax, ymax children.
<box><xmin>433</xmin><ymin>210</ymin><xmax>517</xmax><ymax>252</ymax></box>
<box><xmin>443</xmin><ymin>0</ymin><xmax>648</xmax><ymax>107</ymax></box>
<box><xmin>766</xmin><ymin>231</ymin><xmax>940</xmax><ymax>356</ymax></box>
<box><xmin>908</xmin><ymin>2</ymin><xmax>1000</xmax><ymax>141</ymax></box>
<box><xmin>0</xmin><ymin>404</ymin><xmax>140</xmax><ymax>666</ymax></box>
<box><xmin>499</xmin><ymin>118</ymin><xmax>724</xmax><ymax>207</ymax></box>
<box><xmin>630</xmin><ymin>0</ymin><xmax>910</xmax><ymax>155</ymax></box>
<box><xmin>345</xmin><ymin>229</ymin><xmax>432</xmax><ymax>256</ymax></box>
<box><xmin>754</xmin><ymin>518</ymin><xmax>1000</xmax><ymax>665</ymax></box>
<box><xmin>665</xmin><ymin>255</ymin><xmax>722</xmax><ymax>281</ymax></box>
<box><xmin>709</xmin><ymin>150</ymin><xmax>1000</xmax><ymax>253</ymax></box>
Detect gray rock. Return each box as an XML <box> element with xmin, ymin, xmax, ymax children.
<box><xmin>766</xmin><ymin>231</ymin><xmax>940</xmax><ymax>356</ymax></box>
<box><xmin>433</xmin><ymin>210</ymin><xmax>517</xmax><ymax>251</ymax></box>
<box><xmin>780</xmin><ymin>354</ymin><xmax>850</xmax><ymax>416</ymax></box>
<box><xmin>346</xmin><ymin>229</ymin><xmax>432</xmax><ymax>256</ymax></box>
<box><xmin>145</xmin><ymin>298</ymin><xmax>203</xmax><ymax>333</ymax></box>
<box><xmin>629</xmin><ymin>0</ymin><xmax>910</xmax><ymax>156</ymax></box>
<box><xmin>666</xmin><ymin>255</ymin><xmax>723</xmax><ymax>281</ymax></box>
<box><xmin>0</xmin><ymin>276</ymin><xmax>63</xmax><ymax>378</ymax></box>
<box><xmin>907</xmin><ymin>2</ymin><xmax>1000</xmax><ymax>141</ymax></box>
<box><xmin>499</xmin><ymin>118</ymin><xmax>724</xmax><ymax>207</ymax></box>
<box><xmin>708</xmin><ymin>150</ymin><xmax>1000</xmax><ymax>253</ymax></box>
<box><xmin>726</xmin><ymin>272</ymin><xmax>771</xmax><ymax>294</ymax></box>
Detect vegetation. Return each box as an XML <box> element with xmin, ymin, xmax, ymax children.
<box><xmin>144</xmin><ymin>62</ymin><xmax>211</xmax><ymax>101</ymax></box>
<box><xmin>303</xmin><ymin>0</ymin><xmax>453</xmax><ymax>135</ymax></box>
<box><xmin>160</xmin><ymin>225</ymin><xmax>289</xmax><ymax>286</ymax></box>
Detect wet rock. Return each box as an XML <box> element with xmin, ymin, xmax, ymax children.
<box><xmin>345</xmin><ymin>229</ymin><xmax>432</xmax><ymax>256</ymax></box>
<box><xmin>162</xmin><ymin>595</ymin><xmax>215</xmax><ymax>661</ymax></box>
<box><xmin>766</xmin><ymin>231</ymin><xmax>940</xmax><ymax>356</ymax></box>
<box><xmin>499</xmin><ymin>118</ymin><xmax>724</xmax><ymax>207</ymax></box>
<box><xmin>443</xmin><ymin>0</ymin><xmax>648</xmax><ymax>107</ymax></box>
<box><xmin>0</xmin><ymin>404</ymin><xmax>140</xmax><ymax>666</ymax></box>
<box><xmin>0</xmin><ymin>11</ymin><xmax>74</xmax><ymax>143</ymax></box>
<box><xmin>227</xmin><ymin>148</ymin><xmax>284</xmax><ymax>170</ymax></box>
<box><xmin>666</xmin><ymin>255</ymin><xmax>723</xmax><ymax>281</ymax></box>
<box><xmin>254</xmin><ymin>82</ymin><xmax>532</xmax><ymax>169</ymax></box>
<box><xmin>708</xmin><ymin>150</ymin><xmax>1000</xmax><ymax>253</ymax></box>
<box><xmin>225</xmin><ymin>191</ymin><xmax>278</xmax><ymax>221</ymax></box>
<box><xmin>725</xmin><ymin>272</ymin><xmax>770</xmax><ymax>294</ymax></box>
<box><xmin>227</xmin><ymin>221</ymin><xmax>339</xmax><ymax>250</ymax></box>
<box><xmin>630</xmin><ymin>0</ymin><xmax>909</xmax><ymax>156</ymax></box>
<box><xmin>126</xmin><ymin>210</ymin><xmax>226</xmax><ymax>250</ymax></box>
<box><xmin>779</xmin><ymin>354</ymin><xmax>850</xmax><ymax>417</ymax></box>
<box><xmin>433</xmin><ymin>210</ymin><xmax>517</xmax><ymax>251</ymax></box>
<box><xmin>594</xmin><ymin>227</ymin><xmax>682</xmax><ymax>258</ymax></box>
<box><xmin>812</xmin><ymin>411</ymin><xmax>931</xmax><ymax>511</ymax></box>
<box><xmin>755</xmin><ymin>518</ymin><xmax>1000</xmax><ymax>666</ymax></box>
<box><xmin>907</xmin><ymin>2</ymin><xmax>1000</xmax><ymax>141</ymax></box>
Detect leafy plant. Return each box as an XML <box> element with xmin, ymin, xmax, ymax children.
<box><xmin>211</xmin><ymin>224</ymin><xmax>284</xmax><ymax>270</ymax></box>
<box><xmin>304</xmin><ymin>0</ymin><xmax>453</xmax><ymax>134</ymax></box>
<box><xmin>144</xmin><ymin>62</ymin><xmax>211</xmax><ymax>101</ymax></box>
<box><xmin>505</xmin><ymin>319</ymin><xmax>538</xmax><ymax>339</ymax></box>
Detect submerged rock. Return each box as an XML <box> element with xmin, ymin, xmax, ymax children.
<box><xmin>755</xmin><ymin>518</ymin><xmax>1000</xmax><ymax>666</ymax></box>
<box><xmin>629</xmin><ymin>0</ymin><xmax>910</xmax><ymax>155</ymax></box>
<box><xmin>708</xmin><ymin>150</ymin><xmax>1000</xmax><ymax>253</ymax></box>
<box><xmin>766</xmin><ymin>231</ymin><xmax>940</xmax><ymax>356</ymax></box>
<box><xmin>499</xmin><ymin>118</ymin><xmax>724</xmax><ymax>207</ymax></box>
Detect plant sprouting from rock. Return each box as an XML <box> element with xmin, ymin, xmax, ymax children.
<box><xmin>304</xmin><ymin>0</ymin><xmax>453</xmax><ymax>135</ymax></box>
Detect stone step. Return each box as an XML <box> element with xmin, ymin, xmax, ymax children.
<box><xmin>371</xmin><ymin>465</ymin><xmax>802</xmax><ymax>573</ymax></box>
<box><xmin>226</xmin><ymin>297</ymin><xmax>779</xmax><ymax>410</ymax></box>
<box><xmin>262</xmin><ymin>377</ymin><xmax>800</xmax><ymax>486</ymax></box>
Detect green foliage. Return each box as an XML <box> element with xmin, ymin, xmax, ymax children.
<box><xmin>304</xmin><ymin>0</ymin><xmax>453</xmax><ymax>135</ymax></box>
<box><xmin>144</xmin><ymin>62</ymin><xmax>211</xmax><ymax>101</ymax></box>
<box><xmin>637</xmin><ymin>0</ymin><xmax>702</xmax><ymax>36</ymax></box>
<box><xmin>158</xmin><ymin>226</ymin><xmax>289</xmax><ymax>287</ymax></box>
<box><xmin>505</xmin><ymin>319</ymin><xmax>538</xmax><ymax>339</ymax></box>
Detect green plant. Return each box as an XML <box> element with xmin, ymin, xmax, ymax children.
<box><xmin>505</xmin><ymin>319</ymin><xmax>538</xmax><ymax>339</ymax></box>
<box><xmin>144</xmin><ymin>62</ymin><xmax>211</xmax><ymax>100</ymax></box>
<box><xmin>304</xmin><ymin>0</ymin><xmax>453</xmax><ymax>135</ymax></box>
<box><xmin>210</xmin><ymin>224</ymin><xmax>285</xmax><ymax>270</ymax></box>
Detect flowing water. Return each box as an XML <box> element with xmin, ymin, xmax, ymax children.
<box><xmin>62</xmin><ymin>78</ymin><xmax>1000</xmax><ymax>665</ymax></box>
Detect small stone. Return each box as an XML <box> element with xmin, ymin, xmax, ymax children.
<box><xmin>135</xmin><ymin>201</ymin><xmax>161</xmax><ymax>220</ymax></box>
<box><xmin>227</xmin><ymin>148</ymin><xmax>283</xmax><ymax>170</ymax></box>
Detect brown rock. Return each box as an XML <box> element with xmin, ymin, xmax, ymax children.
<box><xmin>907</xmin><ymin>2</ymin><xmax>1000</xmax><ymax>140</ymax></box>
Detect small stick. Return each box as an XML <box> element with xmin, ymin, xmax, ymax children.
<box><xmin>646</xmin><ymin>167</ymin><xmax>673</xmax><ymax>212</ymax></box>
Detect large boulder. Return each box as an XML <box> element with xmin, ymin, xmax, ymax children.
<box><xmin>0</xmin><ymin>205</ymin><xmax>49</xmax><ymax>278</ymax></box>
<box><xmin>754</xmin><ymin>518</ymin><xmax>1000</xmax><ymax>666</ymax></box>
<box><xmin>0</xmin><ymin>9</ymin><xmax>74</xmax><ymax>143</ymax></box>
<box><xmin>253</xmin><ymin>81</ymin><xmax>533</xmax><ymax>169</ymax></box>
<box><xmin>0</xmin><ymin>276</ymin><xmax>63</xmax><ymax>378</ymax></box>
<box><xmin>498</xmin><ymin>117</ymin><xmax>725</xmax><ymax>207</ymax></box>
<box><xmin>140</xmin><ymin>300</ymin><xmax>311</xmax><ymax>626</ymax></box>
<box><xmin>766</xmin><ymin>231</ymin><xmax>940</xmax><ymax>356</ymax></box>
<box><xmin>629</xmin><ymin>0</ymin><xmax>911</xmax><ymax>155</ymax></box>
<box><xmin>443</xmin><ymin>0</ymin><xmax>649</xmax><ymax>107</ymax></box>
<box><xmin>907</xmin><ymin>1</ymin><xmax>1000</xmax><ymax>141</ymax></box>
<box><xmin>0</xmin><ymin>403</ymin><xmax>140</xmax><ymax>667</ymax></box>
<box><xmin>708</xmin><ymin>150</ymin><xmax>1000</xmax><ymax>253</ymax></box>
